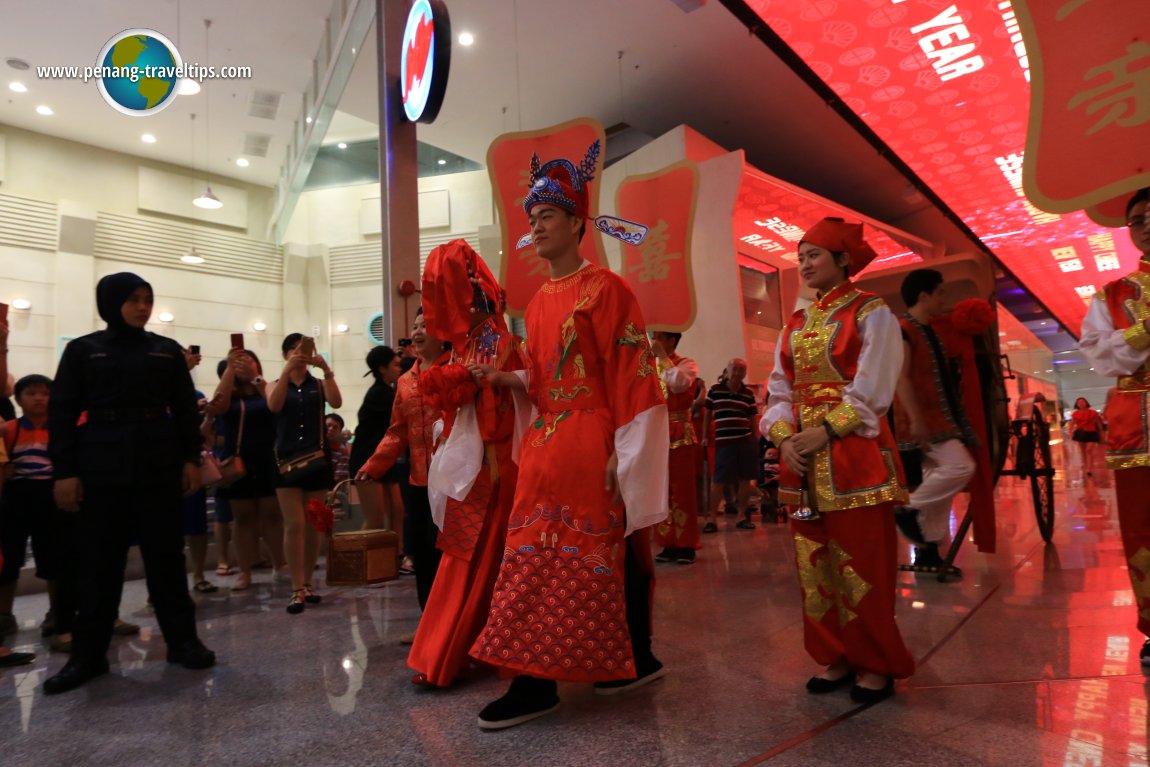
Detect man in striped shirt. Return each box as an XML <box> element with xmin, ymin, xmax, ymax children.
<box><xmin>702</xmin><ymin>358</ymin><xmax>761</xmax><ymax>532</ymax></box>
<box><xmin>0</xmin><ymin>374</ymin><xmax>77</xmax><ymax>651</ymax></box>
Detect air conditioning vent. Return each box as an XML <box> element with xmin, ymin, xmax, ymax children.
<box><xmin>242</xmin><ymin>132</ymin><xmax>272</xmax><ymax>158</ymax></box>
<box><xmin>248</xmin><ymin>90</ymin><xmax>282</xmax><ymax>120</ymax></box>
<box><xmin>368</xmin><ymin>313</ymin><xmax>386</xmax><ymax>345</ymax></box>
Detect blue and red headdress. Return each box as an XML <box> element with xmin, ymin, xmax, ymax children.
<box><xmin>516</xmin><ymin>140</ymin><xmax>650</xmax><ymax>248</ymax></box>
<box><xmin>522</xmin><ymin>141</ymin><xmax>600</xmax><ymax>219</ymax></box>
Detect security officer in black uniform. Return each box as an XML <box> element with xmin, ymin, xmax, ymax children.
<box><xmin>44</xmin><ymin>272</ymin><xmax>215</xmax><ymax>695</ymax></box>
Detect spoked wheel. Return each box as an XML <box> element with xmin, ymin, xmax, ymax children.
<box><xmin>1030</xmin><ymin>417</ymin><xmax>1056</xmax><ymax>543</ymax></box>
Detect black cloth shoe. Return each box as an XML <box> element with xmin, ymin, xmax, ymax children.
<box><xmin>806</xmin><ymin>672</ymin><xmax>853</xmax><ymax>694</ymax></box>
<box><xmin>0</xmin><ymin>651</ymin><xmax>35</xmax><ymax>668</ymax></box>
<box><xmin>894</xmin><ymin>506</ymin><xmax>927</xmax><ymax>544</ymax></box>
<box><xmin>477</xmin><ymin>676</ymin><xmax>559</xmax><ymax>730</ymax></box>
<box><xmin>654</xmin><ymin>548</ymin><xmax>676</xmax><ymax>563</ymax></box>
<box><xmin>702</xmin><ymin>522</ymin><xmax>718</xmax><ymax>534</ymax></box>
<box><xmin>166</xmin><ymin>639</ymin><xmax>216</xmax><ymax>670</ymax></box>
<box><xmin>43</xmin><ymin>657</ymin><xmax>110</xmax><ymax>695</ymax></box>
<box><xmin>850</xmin><ymin>678</ymin><xmax>895</xmax><ymax>704</ymax></box>
<box><xmin>1141</xmin><ymin>639</ymin><xmax>1150</xmax><ymax>667</ymax></box>
<box><xmin>594</xmin><ymin>658</ymin><xmax>667</xmax><ymax>696</ymax></box>
<box><xmin>675</xmin><ymin>549</ymin><xmax>696</xmax><ymax>564</ymax></box>
<box><xmin>735</xmin><ymin>519</ymin><xmax>756</xmax><ymax>530</ymax></box>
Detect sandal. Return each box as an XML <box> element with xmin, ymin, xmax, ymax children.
<box><xmin>287</xmin><ymin>589</ymin><xmax>306</xmax><ymax>614</ymax></box>
<box><xmin>215</xmin><ymin>565</ymin><xmax>234</xmax><ymax>576</ymax></box>
<box><xmin>231</xmin><ymin>573</ymin><xmax>252</xmax><ymax>591</ymax></box>
<box><xmin>303</xmin><ymin>585</ymin><xmax>322</xmax><ymax>604</ymax></box>
<box><xmin>193</xmin><ymin>580</ymin><xmax>219</xmax><ymax>594</ymax></box>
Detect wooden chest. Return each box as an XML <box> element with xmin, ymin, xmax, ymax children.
<box><xmin>326</xmin><ymin>529</ymin><xmax>399</xmax><ymax>586</ymax></box>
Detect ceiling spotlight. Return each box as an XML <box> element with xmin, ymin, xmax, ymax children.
<box><xmin>181</xmin><ymin>249</ymin><xmax>205</xmax><ymax>264</ymax></box>
<box><xmin>437</xmin><ymin>158</ymin><xmax>447</xmax><ymax>165</ymax></box>
<box><xmin>337</xmin><ymin>142</ymin><xmax>347</xmax><ymax>149</ymax></box>
<box><xmin>8</xmin><ymin>82</ymin><xmax>27</xmax><ymax>93</ymax></box>
<box><xmin>253</xmin><ymin>321</ymin><xmax>267</xmax><ymax>332</ymax></box>
<box><xmin>305</xmin><ymin>115</ymin><xmax>312</xmax><ymax>124</ymax></box>
<box><xmin>336</xmin><ymin>324</ymin><xmax>349</xmax><ymax>333</ymax></box>
<box><xmin>458</xmin><ymin>32</ymin><xmax>475</xmax><ymax>46</ymax></box>
<box><xmin>235</xmin><ymin>158</ymin><xmax>249</xmax><ymax>167</ymax></box>
<box><xmin>158</xmin><ymin>312</ymin><xmax>175</xmax><ymax>323</ymax></box>
<box><xmin>11</xmin><ymin>299</ymin><xmax>31</xmax><ymax>310</ymax></box>
<box><xmin>141</xmin><ymin>133</ymin><xmax>156</xmax><ymax>144</ymax></box>
<box><xmin>193</xmin><ymin>186</ymin><xmax>223</xmax><ymax>209</ymax></box>
<box><xmin>176</xmin><ymin>78</ymin><xmax>201</xmax><ymax>96</ymax></box>
<box><xmin>35</xmin><ymin>105</ymin><xmax>53</xmax><ymax>116</ymax></box>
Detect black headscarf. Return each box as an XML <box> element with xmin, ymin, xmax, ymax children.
<box><xmin>96</xmin><ymin>272</ymin><xmax>152</xmax><ymax>333</ymax></box>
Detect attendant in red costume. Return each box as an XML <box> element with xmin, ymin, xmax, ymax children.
<box><xmin>760</xmin><ymin>217</ymin><xmax>914</xmax><ymax>704</ymax></box>
<box><xmin>651</xmin><ymin>331</ymin><xmax>701</xmax><ymax>564</ymax></box>
<box><xmin>356</xmin><ymin>310</ymin><xmax>451</xmax><ymax>621</ymax></box>
<box><xmin>1079</xmin><ymin>188</ymin><xmax>1150</xmax><ymax>666</ymax></box>
<box><xmin>404</xmin><ymin>239</ymin><xmax>525</xmax><ymax>688</ymax></box>
<box><xmin>468</xmin><ymin>143</ymin><xmax>669</xmax><ymax>729</ymax></box>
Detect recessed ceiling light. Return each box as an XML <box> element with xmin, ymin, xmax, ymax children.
<box><xmin>458</xmin><ymin>32</ymin><xmax>475</xmax><ymax>46</ymax></box>
<box><xmin>35</xmin><ymin>105</ymin><xmax>53</xmax><ymax>116</ymax></box>
<box><xmin>141</xmin><ymin>133</ymin><xmax>156</xmax><ymax>144</ymax></box>
<box><xmin>11</xmin><ymin>299</ymin><xmax>31</xmax><ymax>310</ymax></box>
<box><xmin>253</xmin><ymin>321</ymin><xmax>267</xmax><ymax>332</ymax></box>
<box><xmin>437</xmin><ymin>158</ymin><xmax>447</xmax><ymax>165</ymax></box>
<box><xmin>337</xmin><ymin>142</ymin><xmax>347</xmax><ymax>149</ymax></box>
<box><xmin>8</xmin><ymin>82</ymin><xmax>27</xmax><ymax>93</ymax></box>
<box><xmin>235</xmin><ymin>158</ymin><xmax>249</xmax><ymax>167</ymax></box>
<box><xmin>158</xmin><ymin>312</ymin><xmax>175</xmax><ymax>323</ymax></box>
<box><xmin>336</xmin><ymin>324</ymin><xmax>349</xmax><ymax>333</ymax></box>
<box><xmin>305</xmin><ymin>115</ymin><xmax>312</xmax><ymax>124</ymax></box>
<box><xmin>181</xmin><ymin>254</ymin><xmax>205</xmax><ymax>264</ymax></box>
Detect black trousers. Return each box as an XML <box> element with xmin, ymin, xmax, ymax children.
<box><xmin>624</xmin><ymin>529</ymin><xmax>656</xmax><ymax>667</ymax></box>
<box><xmin>71</xmin><ymin>480</ymin><xmax>198</xmax><ymax>663</ymax></box>
<box><xmin>0</xmin><ymin>481</ymin><xmax>78</xmax><ymax>634</ymax></box>
<box><xmin>401</xmin><ymin>482</ymin><xmax>441</xmax><ymax>611</ymax></box>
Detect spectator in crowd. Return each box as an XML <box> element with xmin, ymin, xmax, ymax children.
<box><xmin>267</xmin><ymin>334</ymin><xmax>341</xmax><ymax>614</ymax></box>
<box><xmin>702</xmin><ymin>358</ymin><xmax>760</xmax><ymax>532</ymax></box>
<box><xmin>183</xmin><ymin>390</ymin><xmax>218</xmax><ymax>595</ymax></box>
<box><xmin>349</xmin><ymin>346</ymin><xmax>403</xmax><ymax>535</ymax></box>
<box><xmin>1069</xmin><ymin>397</ymin><xmax>1104</xmax><ymax>482</ymax></box>
<box><xmin>0</xmin><ymin>375</ymin><xmax>78</xmax><ymax>652</ymax></box>
<box><xmin>326</xmin><ymin>413</ymin><xmax>350</xmax><ymax>485</ymax></box>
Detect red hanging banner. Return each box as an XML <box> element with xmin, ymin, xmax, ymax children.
<box><xmin>1015</xmin><ymin>0</ymin><xmax>1150</xmax><ymax>214</ymax></box>
<box><xmin>615</xmin><ymin>161</ymin><xmax>700</xmax><ymax>332</ymax></box>
<box><xmin>486</xmin><ymin>117</ymin><xmax>607</xmax><ymax>317</ymax></box>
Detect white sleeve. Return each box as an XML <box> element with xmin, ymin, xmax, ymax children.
<box><xmin>761</xmin><ymin>339</ymin><xmax>794</xmax><ymax>438</ymax></box>
<box><xmin>838</xmin><ymin>305</ymin><xmax>903</xmax><ymax>439</ymax></box>
<box><xmin>1080</xmin><ymin>293</ymin><xmax>1150</xmax><ymax>378</ymax></box>
<box><xmin>616</xmin><ymin>404</ymin><xmax>670</xmax><ymax>536</ymax></box>
<box><xmin>662</xmin><ymin>356</ymin><xmax>698</xmax><ymax>394</ymax></box>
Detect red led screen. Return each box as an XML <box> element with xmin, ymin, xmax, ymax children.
<box><xmin>745</xmin><ymin>0</ymin><xmax>1144</xmax><ymax>333</ymax></box>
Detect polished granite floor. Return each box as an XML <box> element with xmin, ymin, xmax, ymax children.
<box><xmin>2</xmin><ymin>476</ymin><xmax>1147</xmax><ymax>766</ymax></box>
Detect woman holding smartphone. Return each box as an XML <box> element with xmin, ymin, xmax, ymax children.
<box><xmin>206</xmin><ymin>349</ymin><xmax>285</xmax><ymax>591</ymax></box>
<box><xmin>267</xmin><ymin>333</ymin><xmax>342</xmax><ymax>614</ymax></box>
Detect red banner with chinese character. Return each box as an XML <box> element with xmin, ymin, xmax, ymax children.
<box><xmin>487</xmin><ymin>118</ymin><xmax>607</xmax><ymax>317</ymax></box>
<box><xmin>1015</xmin><ymin>0</ymin><xmax>1150</xmax><ymax>213</ymax></box>
<box><xmin>615</xmin><ymin>161</ymin><xmax>699</xmax><ymax>332</ymax></box>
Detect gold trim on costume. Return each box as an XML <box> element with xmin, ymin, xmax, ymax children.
<box><xmin>769</xmin><ymin>420</ymin><xmax>796</xmax><ymax>445</ymax></box>
<box><xmin>1124</xmin><ymin>322</ymin><xmax>1150</xmax><ymax>352</ymax></box>
<box><xmin>825</xmin><ymin>402</ymin><xmax>863</xmax><ymax>437</ymax></box>
<box><xmin>794</xmin><ymin>533</ymin><xmax>834</xmax><ymax>623</ymax></box>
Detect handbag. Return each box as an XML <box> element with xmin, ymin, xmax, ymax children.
<box><xmin>206</xmin><ymin>399</ymin><xmax>248</xmax><ymax>489</ymax></box>
<box><xmin>276</xmin><ymin>379</ymin><xmax>329</xmax><ymax>482</ymax></box>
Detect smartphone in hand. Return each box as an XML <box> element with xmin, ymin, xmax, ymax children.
<box><xmin>189</xmin><ymin>344</ymin><xmax>201</xmax><ymax>355</ymax></box>
<box><xmin>0</xmin><ymin>303</ymin><xmax>8</xmax><ymax>323</ymax></box>
<box><xmin>299</xmin><ymin>336</ymin><xmax>316</xmax><ymax>358</ymax></box>
<box><xmin>230</xmin><ymin>333</ymin><xmax>244</xmax><ymax>350</ymax></box>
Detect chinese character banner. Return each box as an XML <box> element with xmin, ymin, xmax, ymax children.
<box><xmin>487</xmin><ymin>117</ymin><xmax>607</xmax><ymax>317</ymax></box>
<box><xmin>746</xmin><ymin>0</ymin><xmax>1144</xmax><ymax>332</ymax></box>
<box><xmin>616</xmin><ymin>161</ymin><xmax>700</xmax><ymax>332</ymax></box>
<box><xmin>1013</xmin><ymin>0</ymin><xmax>1150</xmax><ymax>214</ymax></box>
